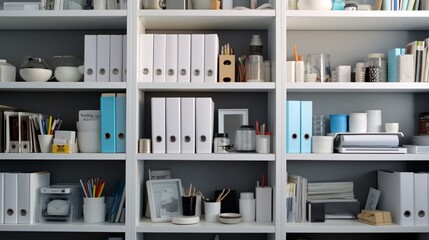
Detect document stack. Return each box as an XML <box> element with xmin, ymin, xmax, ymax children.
<box><xmin>334</xmin><ymin>132</ymin><xmax>406</xmax><ymax>153</ymax></box>
<box><xmin>286</xmin><ymin>174</ymin><xmax>307</xmax><ymax>223</ymax></box>
<box><xmin>403</xmin><ymin>135</ymin><xmax>429</xmax><ymax>153</ymax></box>
<box><xmin>307</xmin><ymin>181</ymin><xmax>360</xmax><ymax>220</ymax></box>
<box><xmin>378</xmin><ymin>170</ymin><xmax>429</xmax><ymax>226</ymax></box>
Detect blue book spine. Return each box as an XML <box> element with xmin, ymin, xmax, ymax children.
<box><xmin>388</xmin><ymin>48</ymin><xmax>405</xmax><ymax>82</ymax></box>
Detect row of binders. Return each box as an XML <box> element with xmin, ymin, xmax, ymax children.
<box><xmin>100</xmin><ymin>93</ymin><xmax>126</xmax><ymax>153</ymax></box>
<box><xmin>0</xmin><ymin>172</ymin><xmax>50</xmax><ymax>224</ymax></box>
<box><xmin>84</xmin><ymin>35</ymin><xmax>127</xmax><ymax>83</ymax></box>
<box><xmin>286</xmin><ymin>100</ymin><xmax>313</xmax><ymax>153</ymax></box>
<box><xmin>139</xmin><ymin>34</ymin><xmax>219</xmax><ymax>83</ymax></box>
<box><xmin>388</xmin><ymin>38</ymin><xmax>429</xmax><ymax>83</ymax></box>
<box><xmin>378</xmin><ymin>170</ymin><xmax>429</xmax><ymax>226</ymax></box>
<box><xmin>151</xmin><ymin>97</ymin><xmax>214</xmax><ymax>154</ymax></box>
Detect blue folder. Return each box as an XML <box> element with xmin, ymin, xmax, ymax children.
<box><xmin>300</xmin><ymin>101</ymin><xmax>312</xmax><ymax>153</ymax></box>
<box><xmin>100</xmin><ymin>93</ymin><xmax>117</xmax><ymax>153</ymax></box>
<box><xmin>286</xmin><ymin>101</ymin><xmax>301</xmax><ymax>153</ymax></box>
<box><xmin>115</xmin><ymin>93</ymin><xmax>126</xmax><ymax>153</ymax></box>
<box><xmin>388</xmin><ymin>48</ymin><xmax>405</xmax><ymax>82</ymax></box>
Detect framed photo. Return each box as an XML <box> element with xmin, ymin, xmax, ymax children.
<box><xmin>218</xmin><ymin>109</ymin><xmax>249</xmax><ymax>145</ymax></box>
<box><xmin>146</xmin><ymin>179</ymin><xmax>183</xmax><ymax>222</ymax></box>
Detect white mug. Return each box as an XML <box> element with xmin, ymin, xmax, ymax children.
<box><xmin>385</xmin><ymin>122</ymin><xmax>399</xmax><ymax>133</ymax></box>
<box><xmin>349</xmin><ymin>113</ymin><xmax>367</xmax><ymax>133</ymax></box>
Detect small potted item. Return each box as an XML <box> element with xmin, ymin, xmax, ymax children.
<box><xmin>19</xmin><ymin>57</ymin><xmax>52</xmax><ymax>82</ymax></box>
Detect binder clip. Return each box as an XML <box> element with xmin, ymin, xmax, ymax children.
<box><xmin>357</xmin><ymin>210</ymin><xmax>392</xmax><ymax>226</ymax></box>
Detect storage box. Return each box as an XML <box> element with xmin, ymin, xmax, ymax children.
<box><xmin>39</xmin><ymin>184</ymin><xmax>81</xmax><ymax>223</ymax></box>
<box><xmin>219</xmin><ymin>55</ymin><xmax>235</xmax><ymax>82</ymax></box>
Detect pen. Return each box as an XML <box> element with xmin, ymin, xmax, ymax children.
<box><xmin>79</xmin><ymin>178</ymin><xmax>88</xmax><ymax>198</ymax></box>
<box><xmin>47</xmin><ymin>115</ymin><xmax>52</xmax><ymax>135</ymax></box>
<box><xmin>98</xmin><ymin>182</ymin><xmax>105</xmax><ymax>197</ymax></box>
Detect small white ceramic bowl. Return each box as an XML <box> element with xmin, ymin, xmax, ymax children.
<box><xmin>76</xmin><ymin>120</ymin><xmax>100</xmax><ymax>132</ymax></box>
<box><xmin>55</xmin><ymin>66</ymin><xmax>83</xmax><ymax>82</ymax></box>
<box><xmin>77</xmin><ymin>131</ymin><xmax>100</xmax><ymax>153</ymax></box>
<box><xmin>20</xmin><ymin>68</ymin><xmax>52</xmax><ymax>82</ymax></box>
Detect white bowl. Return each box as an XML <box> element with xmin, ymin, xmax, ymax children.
<box><xmin>77</xmin><ymin>131</ymin><xmax>100</xmax><ymax>153</ymax></box>
<box><xmin>55</xmin><ymin>66</ymin><xmax>83</xmax><ymax>82</ymax></box>
<box><xmin>297</xmin><ymin>0</ymin><xmax>332</xmax><ymax>10</ymax></box>
<box><xmin>76</xmin><ymin>120</ymin><xmax>100</xmax><ymax>132</ymax></box>
<box><xmin>20</xmin><ymin>68</ymin><xmax>52</xmax><ymax>82</ymax></box>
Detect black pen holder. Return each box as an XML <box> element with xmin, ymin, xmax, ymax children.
<box><xmin>215</xmin><ymin>189</ymin><xmax>237</xmax><ymax>213</ymax></box>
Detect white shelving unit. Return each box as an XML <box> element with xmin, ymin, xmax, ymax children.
<box><xmin>4</xmin><ymin>1</ymin><xmax>429</xmax><ymax>240</ymax></box>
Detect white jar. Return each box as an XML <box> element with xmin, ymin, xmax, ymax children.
<box><xmin>0</xmin><ymin>59</ymin><xmax>16</xmax><ymax>82</ymax></box>
<box><xmin>239</xmin><ymin>192</ymin><xmax>255</xmax><ymax>222</ymax></box>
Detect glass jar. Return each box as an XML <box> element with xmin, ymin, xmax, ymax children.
<box><xmin>365</xmin><ymin>53</ymin><xmax>386</xmax><ymax>82</ymax></box>
<box><xmin>235</xmin><ymin>125</ymin><xmax>256</xmax><ymax>152</ymax></box>
<box><xmin>246</xmin><ymin>55</ymin><xmax>264</xmax><ymax>82</ymax></box>
<box><xmin>214</xmin><ymin>133</ymin><xmax>230</xmax><ymax>153</ymax></box>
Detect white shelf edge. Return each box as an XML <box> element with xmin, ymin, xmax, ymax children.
<box><xmin>137</xmin><ymin>82</ymin><xmax>275</xmax><ymax>92</ymax></box>
<box><xmin>0</xmin><ymin>153</ymin><xmax>126</xmax><ymax>160</ymax></box>
<box><xmin>137</xmin><ymin>218</ymin><xmax>275</xmax><ymax>233</ymax></box>
<box><xmin>286</xmin><ymin>82</ymin><xmax>429</xmax><ymax>93</ymax></box>
<box><xmin>286</xmin><ymin>219</ymin><xmax>429</xmax><ymax>233</ymax></box>
<box><xmin>0</xmin><ymin>82</ymin><xmax>126</xmax><ymax>92</ymax></box>
<box><xmin>0</xmin><ymin>220</ymin><xmax>126</xmax><ymax>232</ymax></box>
<box><xmin>286</xmin><ymin>153</ymin><xmax>429</xmax><ymax>161</ymax></box>
<box><xmin>137</xmin><ymin>153</ymin><xmax>275</xmax><ymax>161</ymax></box>
<box><xmin>139</xmin><ymin>9</ymin><xmax>275</xmax><ymax>17</ymax></box>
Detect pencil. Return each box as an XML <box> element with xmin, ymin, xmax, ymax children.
<box><xmin>98</xmin><ymin>182</ymin><xmax>105</xmax><ymax>197</ymax></box>
<box><xmin>293</xmin><ymin>45</ymin><xmax>299</xmax><ymax>62</ymax></box>
<box><xmin>47</xmin><ymin>115</ymin><xmax>52</xmax><ymax>135</ymax></box>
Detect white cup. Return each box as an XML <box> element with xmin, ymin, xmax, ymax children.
<box><xmin>256</xmin><ymin>135</ymin><xmax>270</xmax><ymax>153</ymax></box>
<box><xmin>312</xmin><ymin>136</ymin><xmax>334</xmax><ymax>154</ymax></box>
<box><xmin>295</xmin><ymin>61</ymin><xmax>305</xmax><ymax>83</ymax></box>
<box><xmin>83</xmin><ymin>197</ymin><xmax>106</xmax><ymax>223</ymax></box>
<box><xmin>367</xmin><ymin>110</ymin><xmax>382</xmax><ymax>132</ymax></box>
<box><xmin>349</xmin><ymin>113</ymin><xmax>367</xmax><ymax>133</ymax></box>
<box><xmin>38</xmin><ymin>134</ymin><xmax>53</xmax><ymax>153</ymax></box>
<box><xmin>93</xmin><ymin>0</ymin><xmax>106</xmax><ymax>9</ymax></box>
<box><xmin>204</xmin><ymin>201</ymin><xmax>220</xmax><ymax>222</ymax></box>
<box><xmin>385</xmin><ymin>122</ymin><xmax>399</xmax><ymax>133</ymax></box>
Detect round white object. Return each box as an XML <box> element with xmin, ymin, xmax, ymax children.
<box><xmin>172</xmin><ymin>216</ymin><xmax>200</xmax><ymax>225</ymax></box>
<box><xmin>55</xmin><ymin>66</ymin><xmax>83</xmax><ymax>82</ymax></box>
<box><xmin>218</xmin><ymin>213</ymin><xmax>242</xmax><ymax>224</ymax></box>
<box><xmin>297</xmin><ymin>0</ymin><xmax>332</xmax><ymax>10</ymax></box>
<box><xmin>312</xmin><ymin>136</ymin><xmax>334</xmax><ymax>154</ymax></box>
<box><xmin>20</xmin><ymin>68</ymin><xmax>52</xmax><ymax>82</ymax></box>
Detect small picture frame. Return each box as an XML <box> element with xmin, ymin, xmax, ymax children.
<box><xmin>146</xmin><ymin>179</ymin><xmax>183</xmax><ymax>222</ymax></box>
<box><xmin>218</xmin><ymin>109</ymin><xmax>249</xmax><ymax>145</ymax></box>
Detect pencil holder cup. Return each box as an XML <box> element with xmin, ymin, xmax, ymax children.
<box><xmin>219</xmin><ymin>55</ymin><xmax>235</xmax><ymax>82</ymax></box>
<box><xmin>256</xmin><ymin>135</ymin><xmax>270</xmax><ymax>153</ymax></box>
<box><xmin>204</xmin><ymin>201</ymin><xmax>220</xmax><ymax>222</ymax></box>
<box><xmin>38</xmin><ymin>134</ymin><xmax>53</xmax><ymax>153</ymax></box>
<box><xmin>182</xmin><ymin>196</ymin><xmax>197</xmax><ymax>216</ymax></box>
<box><xmin>83</xmin><ymin>196</ymin><xmax>106</xmax><ymax>223</ymax></box>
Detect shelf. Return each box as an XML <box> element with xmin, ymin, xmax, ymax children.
<box><xmin>286</xmin><ymin>153</ymin><xmax>429</xmax><ymax>161</ymax></box>
<box><xmin>138</xmin><ymin>153</ymin><xmax>275</xmax><ymax>161</ymax></box>
<box><xmin>0</xmin><ymin>220</ymin><xmax>125</xmax><ymax>232</ymax></box>
<box><xmin>0</xmin><ymin>10</ymin><xmax>127</xmax><ymax>30</ymax></box>
<box><xmin>286</xmin><ymin>10</ymin><xmax>429</xmax><ymax>31</ymax></box>
<box><xmin>0</xmin><ymin>82</ymin><xmax>126</xmax><ymax>92</ymax></box>
<box><xmin>0</xmin><ymin>153</ymin><xmax>126</xmax><ymax>160</ymax></box>
<box><xmin>286</xmin><ymin>219</ymin><xmax>429</xmax><ymax>233</ymax></box>
<box><xmin>138</xmin><ymin>10</ymin><xmax>275</xmax><ymax>30</ymax></box>
<box><xmin>286</xmin><ymin>82</ymin><xmax>429</xmax><ymax>93</ymax></box>
<box><xmin>138</xmin><ymin>82</ymin><xmax>275</xmax><ymax>92</ymax></box>
<box><xmin>137</xmin><ymin>218</ymin><xmax>275</xmax><ymax>233</ymax></box>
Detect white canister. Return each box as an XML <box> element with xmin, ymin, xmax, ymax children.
<box><xmin>239</xmin><ymin>192</ymin><xmax>255</xmax><ymax>222</ymax></box>
<box><xmin>312</xmin><ymin>136</ymin><xmax>334</xmax><ymax>154</ymax></box>
<box><xmin>367</xmin><ymin>110</ymin><xmax>382</xmax><ymax>132</ymax></box>
<box><xmin>349</xmin><ymin>113</ymin><xmax>367</xmax><ymax>133</ymax></box>
<box><xmin>0</xmin><ymin>60</ymin><xmax>16</xmax><ymax>82</ymax></box>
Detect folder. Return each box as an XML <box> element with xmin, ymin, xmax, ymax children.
<box><xmin>153</xmin><ymin>34</ymin><xmax>166</xmax><ymax>83</ymax></box>
<box><xmin>100</xmin><ymin>93</ymin><xmax>117</xmax><ymax>153</ymax></box>
<box><xmin>387</xmin><ymin>48</ymin><xmax>405</xmax><ymax>82</ymax></box>
<box><xmin>204</xmin><ymin>34</ymin><xmax>219</xmax><ymax>83</ymax></box>
<box><xmin>191</xmin><ymin>34</ymin><xmax>205</xmax><ymax>83</ymax></box>
<box><xmin>4</xmin><ymin>172</ymin><xmax>18</xmax><ymax>224</ymax></box>
<box><xmin>4</xmin><ymin>111</ymin><xmax>20</xmax><ymax>153</ymax></box>
<box><xmin>166</xmin><ymin>97</ymin><xmax>181</xmax><ymax>153</ymax></box>
<box><xmin>109</xmin><ymin>35</ymin><xmax>123</xmax><ymax>82</ymax></box>
<box><xmin>97</xmin><ymin>35</ymin><xmax>111</xmax><ymax>82</ymax></box>
<box><xmin>115</xmin><ymin>93</ymin><xmax>126</xmax><ymax>153</ymax></box>
<box><xmin>151</xmin><ymin>97</ymin><xmax>166</xmax><ymax>153</ymax></box>
<box><xmin>377</xmin><ymin>170</ymin><xmax>414</xmax><ymax>226</ymax></box>
<box><xmin>414</xmin><ymin>172</ymin><xmax>428</xmax><ymax>226</ymax></box>
<box><xmin>300</xmin><ymin>101</ymin><xmax>312</xmax><ymax>153</ymax></box>
<box><xmin>122</xmin><ymin>34</ymin><xmax>127</xmax><ymax>82</ymax></box>
<box><xmin>84</xmin><ymin>35</ymin><xmax>97</xmax><ymax>82</ymax></box>
<box><xmin>180</xmin><ymin>97</ymin><xmax>195</xmax><ymax>154</ymax></box>
<box><xmin>165</xmin><ymin>34</ymin><xmax>178</xmax><ymax>83</ymax></box>
<box><xmin>139</xmin><ymin>34</ymin><xmax>154</xmax><ymax>82</ymax></box>
<box><xmin>17</xmin><ymin>171</ymin><xmax>50</xmax><ymax>224</ymax></box>
<box><xmin>286</xmin><ymin>101</ymin><xmax>301</xmax><ymax>153</ymax></box>
<box><xmin>178</xmin><ymin>34</ymin><xmax>191</xmax><ymax>83</ymax></box>
<box><xmin>195</xmin><ymin>97</ymin><xmax>214</xmax><ymax>153</ymax></box>
<box><xmin>0</xmin><ymin>173</ymin><xmax>4</xmax><ymax>224</ymax></box>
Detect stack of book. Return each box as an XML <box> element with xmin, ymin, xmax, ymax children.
<box><xmin>334</xmin><ymin>133</ymin><xmax>406</xmax><ymax>153</ymax></box>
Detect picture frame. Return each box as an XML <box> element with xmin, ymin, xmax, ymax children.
<box><xmin>218</xmin><ymin>109</ymin><xmax>249</xmax><ymax>145</ymax></box>
<box><xmin>146</xmin><ymin>179</ymin><xmax>183</xmax><ymax>222</ymax></box>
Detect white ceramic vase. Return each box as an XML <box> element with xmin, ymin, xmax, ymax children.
<box><xmin>297</xmin><ymin>0</ymin><xmax>332</xmax><ymax>10</ymax></box>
